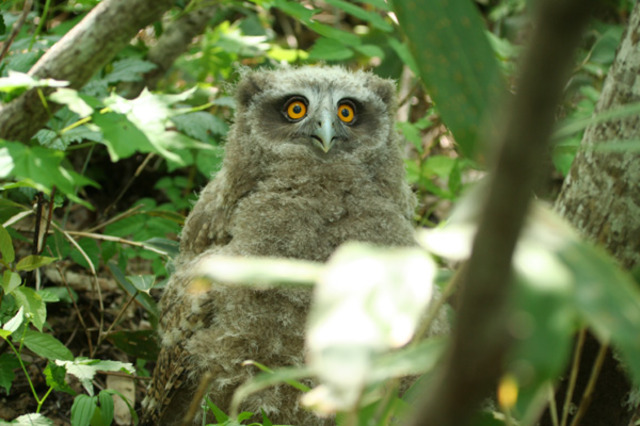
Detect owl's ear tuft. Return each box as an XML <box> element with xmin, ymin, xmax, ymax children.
<box><xmin>366</xmin><ymin>75</ymin><xmax>396</xmax><ymax>108</ymax></box>
<box><xmin>236</xmin><ymin>73</ymin><xmax>269</xmax><ymax>109</ymax></box>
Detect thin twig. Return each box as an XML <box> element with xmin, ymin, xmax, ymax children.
<box><xmin>85</xmin><ymin>204</ymin><xmax>145</xmax><ymax>233</ymax></box>
<box><xmin>103</xmin><ymin>153</ymin><xmax>155</xmax><ymax>217</ymax></box>
<box><xmin>0</xmin><ymin>0</ymin><xmax>33</xmax><ymax>63</ymax></box>
<box><xmin>53</xmin><ymin>262</ymin><xmax>94</xmax><ymax>355</ymax></box>
<box><xmin>560</xmin><ymin>329</ymin><xmax>586</xmax><ymax>426</ymax></box>
<box><xmin>40</xmin><ymin>186</ymin><xmax>56</xmax><ymax>256</ymax></box>
<box><xmin>569</xmin><ymin>343</ymin><xmax>608</xmax><ymax>426</ymax></box>
<box><xmin>181</xmin><ymin>372</ymin><xmax>214</xmax><ymax>426</ymax></box>
<box><xmin>98</xmin><ymin>291</ymin><xmax>138</xmax><ymax>347</ymax></box>
<box><xmin>547</xmin><ymin>383</ymin><xmax>559</xmax><ymax>426</ymax></box>
<box><xmin>50</xmin><ymin>221</ymin><xmax>104</xmax><ymax>357</ymax></box>
<box><xmin>61</xmin><ymin>230</ymin><xmax>170</xmax><ymax>257</ymax></box>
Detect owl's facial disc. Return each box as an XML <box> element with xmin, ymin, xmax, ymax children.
<box><xmin>311</xmin><ymin>109</ymin><xmax>337</xmax><ymax>153</ymax></box>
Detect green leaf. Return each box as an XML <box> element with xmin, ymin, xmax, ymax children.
<box><xmin>308</xmin><ymin>22</ymin><xmax>361</xmax><ymax>46</ymax></box>
<box><xmin>391</xmin><ymin>0</ymin><xmax>504</xmax><ymax>158</ymax></box>
<box><xmin>107</xmin><ymin>329</ymin><xmax>159</xmax><ymax>360</ymax></box>
<box><xmin>0</xmin><ymin>225</ymin><xmax>14</xmax><ymax>264</ymax></box>
<box><xmin>273</xmin><ymin>0</ymin><xmax>320</xmax><ymax>23</ymax></box>
<box><xmin>15</xmin><ymin>255</ymin><xmax>57</xmax><ymax>272</ymax></box>
<box><xmin>68</xmin><ymin>238</ymin><xmax>100</xmax><ymax>271</ymax></box>
<box><xmin>448</xmin><ymin>159</ymin><xmax>462</xmax><ymax>195</ymax></box>
<box><xmin>324</xmin><ymin>0</ymin><xmax>393</xmax><ymax>32</ymax></box>
<box><xmin>23</xmin><ymin>329</ymin><xmax>73</xmax><ymax>361</ymax></box>
<box><xmin>97</xmin><ymin>89</ymin><xmax>209</xmax><ymax>165</ymax></box>
<box><xmin>353</xmin><ymin>44</ymin><xmax>385</xmax><ymax>59</ymax></box>
<box><xmin>0</xmin><ymin>353</ymin><xmax>20</xmax><ymax>393</ymax></box>
<box><xmin>70</xmin><ymin>394</ymin><xmax>97</xmax><ymax>426</ymax></box>
<box><xmin>98</xmin><ymin>390</ymin><xmax>115</xmax><ymax>426</ymax></box>
<box><xmin>309</xmin><ymin>38</ymin><xmax>354</xmax><ymax>61</ymax></box>
<box><xmin>206</xmin><ymin>400</ymin><xmax>229</xmax><ymax>423</ymax></box>
<box><xmin>126</xmin><ymin>275</ymin><xmax>155</xmax><ymax>293</ymax></box>
<box><xmin>92</xmin><ymin>111</ymin><xmax>155</xmax><ymax>162</ymax></box>
<box><xmin>2</xmin><ymin>270</ymin><xmax>22</xmax><ymax>294</ymax></box>
<box><xmin>37</xmin><ymin>289</ymin><xmax>61</xmax><ymax>303</ymax></box>
<box><xmin>272</xmin><ymin>0</ymin><xmax>318</xmax><ymax>22</ymax></box>
<box><xmin>0</xmin><ymin>141</ymin><xmax>98</xmax><ymax>206</ymax></box>
<box><xmin>171</xmin><ymin>111</ymin><xmax>228</xmax><ymax>141</ymax></box>
<box><xmin>13</xmin><ymin>287</ymin><xmax>46</xmax><ymax>331</ymax></box>
<box><xmin>56</xmin><ymin>358</ymin><xmax>135</xmax><ymax>396</ymax></box>
<box><xmin>103</xmin><ymin>57</ymin><xmax>157</xmax><ymax>84</ymax></box>
<box><xmin>44</xmin><ymin>361</ymin><xmax>75</xmax><ymax>394</ymax></box>
<box><xmin>108</xmin><ymin>262</ymin><xmax>159</xmax><ymax>318</ymax></box>
<box><xmin>388</xmin><ymin>37</ymin><xmax>418</xmax><ymax>75</ymax></box>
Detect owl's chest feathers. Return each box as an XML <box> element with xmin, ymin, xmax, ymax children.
<box><xmin>228</xmin><ymin>162</ymin><xmax>412</xmax><ymax>261</ymax></box>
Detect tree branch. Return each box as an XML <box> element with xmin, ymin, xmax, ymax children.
<box><xmin>0</xmin><ymin>0</ymin><xmax>174</xmax><ymax>143</ymax></box>
<box><xmin>407</xmin><ymin>0</ymin><xmax>596</xmax><ymax>424</ymax></box>
<box><xmin>123</xmin><ymin>3</ymin><xmax>223</xmax><ymax>98</ymax></box>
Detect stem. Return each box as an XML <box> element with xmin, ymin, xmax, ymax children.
<box><xmin>3</xmin><ymin>333</ymin><xmax>42</xmax><ymax>406</ymax></box>
<box><xmin>547</xmin><ymin>383</ymin><xmax>559</xmax><ymax>426</ymax></box>
<box><xmin>99</xmin><ymin>290</ymin><xmax>139</xmax><ymax>346</ymax></box>
<box><xmin>569</xmin><ymin>343</ymin><xmax>608</xmax><ymax>426</ymax></box>
<box><xmin>36</xmin><ymin>386</ymin><xmax>55</xmax><ymax>413</ymax></box>
<box><xmin>29</xmin><ymin>0</ymin><xmax>52</xmax><ymax>51</ymax></box>
<box><xmin>60</xmin><ymin>115</ymin><xmax>93</xmax><ymax>134</ymax></box>
<box><xmin>560</xmin><ymin>329</ymin><xmax>586</xmax><ymax>426</ymax></box>
<box><xmin>0</xmin><ymin>0</ymin><xmax>33</xmax><ymax>63</ymax></box>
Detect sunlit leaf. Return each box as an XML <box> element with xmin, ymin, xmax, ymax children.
<box><xmin>0</xmin><ymin>70</ymin><xmax>68</xmax><ymax>93</ymax></box>
<box><xmin>3</xmin><ymin>306</ymin><xmax>24</xmax><ymax>333</ymax></box>
<box><xmin>6</xmin><ymin>413</ymin><xmax>54</xmax><ymax>425</ymax></box>
<box><xmin>15</xmin><ymin>255</ymin><xmax>57</xmax><ymax>272</ymax></box>
<box><xmin>13</xmin><ymin>287</ymin><xmax>46</xmax><ymax>331</ymax></box>
<box><xmin>56</xmin><ymin>358</ymin><xmax>134</xmax><ymax>396</ymax></box>
<box><xmin>49</xmin><ymin>88</ymin><xmax>95</xmax><ymax>118</ymax></box>
<box><xmin>0</xmin><ymin>141</ymin><xmax>98</xmax><ymax>207</ymax></box>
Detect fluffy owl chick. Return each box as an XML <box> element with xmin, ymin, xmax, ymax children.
<box><xmin>141</xmin><ymin>66</ymin><xmax>418</xmax><ymax>425</ymax></box>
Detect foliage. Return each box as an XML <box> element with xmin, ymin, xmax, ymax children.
<box><xmin>0</xmin><ymin>0</ymin><xmax>637</xmax><ymax>425</ymax></box>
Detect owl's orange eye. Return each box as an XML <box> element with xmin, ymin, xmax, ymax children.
<box><xmin>285</xmin><ymin>99</ymin><xmax>307</xmax><ymax>121</ymax></box>
<box><xmin>337</xmin><ymin>102</ymin><xmax>355</xmax><ymax>123</ymax></box>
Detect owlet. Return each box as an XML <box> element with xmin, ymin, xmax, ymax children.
<box><xmin>141</xmin><ymin>66</ymin><xmax>418</xmax><ymax>425</ymax></box>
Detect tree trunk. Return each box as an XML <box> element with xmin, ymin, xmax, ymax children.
<box><xmin>551</xmin><ymin>3</ymin><xmax>640</xmax><ymax>425</ymax></box>
<box><xmin>0</xmin><ymin>0</ymin><xmax>174</xmax><ymax>143</ymax></box>
<box><xmin>406</xmin><ymin>0</ymin><xmax>595</xmax><ymax>424</ymax></box>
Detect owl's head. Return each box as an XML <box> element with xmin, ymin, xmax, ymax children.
<box><xmin>230</xmin><ymin>66</ymin><xmax>398</xmax><ymax>159</ymax></box>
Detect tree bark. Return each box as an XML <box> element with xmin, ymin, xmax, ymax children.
<box><xmin>123</xmin><ymin>4</ymin><xmax>222</xmax><ymax>98</ymax></box>
<box><xmin>0</xmin><ymin>0</ymin><xmax>174</xmax><ymax>143</ymax></box>
<box><xmin>551</xmin><ymin>3</ymin><xmax>640</xmax><ymax>425</ymax></box>
<box><xmin>406</xmin><ymin>0</ymin><xmax>595</xmax><ymax>424</ymax></box>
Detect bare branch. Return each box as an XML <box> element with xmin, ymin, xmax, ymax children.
<box><xmin>0</xmin><ymin>0</ymin><xmax>174</xmax><ymax>143</ymax></box>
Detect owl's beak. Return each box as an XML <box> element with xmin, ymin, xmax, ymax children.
<box><xmin>311</xmin><ymin>111</ymin><xmax>336</xmax><ymax>153</ymax></box>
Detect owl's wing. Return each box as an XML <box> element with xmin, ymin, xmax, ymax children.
<box><xmin>140</xmin><ymin>342</ymin><xmax>190</xmax><ymax>425</ymax></box>
<box><xmin>179</xmin><ymin>172</ymin><xmax>233</xmax><ymax>259</ymax></box>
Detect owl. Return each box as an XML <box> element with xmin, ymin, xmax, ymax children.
<box><xmin>140</xmin><ymin>66</ymin><xmax>418</xmax><ymax>425</ymax></box>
